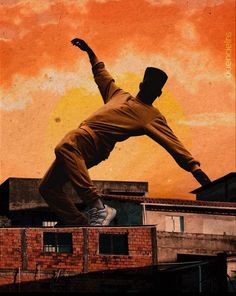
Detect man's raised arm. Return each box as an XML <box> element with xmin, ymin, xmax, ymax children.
<box><xmin>71</xmin><ymin>38</ymin><xmax>120</xmax><ymax>103</ymax></box>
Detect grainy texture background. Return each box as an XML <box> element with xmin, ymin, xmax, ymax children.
<box><xmin>0</xmin><ymin>0</ymin><xmax>235</xmax><ymax>198</ymax></box>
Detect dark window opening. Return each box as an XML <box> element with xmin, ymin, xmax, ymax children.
<box><xmin>99</xmin><ymin>233</ymin><xmax>128</xmax><ymax>255</ymax></box>
<box><xmin>43</xmin><ymin>232</ymin><xmax>72</xmax><ymax>253</ymax></box>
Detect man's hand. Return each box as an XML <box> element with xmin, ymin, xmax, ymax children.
<box><xmin>192</xmin><ymin>169</ymin><xmax>211</xmax><ymax>186</ymax></box>
<box><xmin>71</xmin><ymin>38</ymin><xmax>96</xmax><ymax>62</ymax></box>
<box><xmin>71</xmin><ymin>38</ymin><xmax>90</xmax><ymax>51</ymax></box>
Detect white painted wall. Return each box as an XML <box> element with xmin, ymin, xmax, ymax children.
<box><xmin>145</xmin><ymin>210</ymin><xmax>236</xmax><ymax>236</ymax></box>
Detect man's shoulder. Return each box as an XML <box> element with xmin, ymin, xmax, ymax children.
<box><xmin>109</xmin><ymin>88</ymin><xmax>132</xmax><ymax>101</ymax></box>
<box><xmin>148</xmin><ymin>107</ymin><xmax>169</xmax><ymax>124</ymax></box>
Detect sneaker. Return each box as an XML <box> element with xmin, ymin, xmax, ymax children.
<box><xmin>87</xmin><ymin>205</ymin><xmax>117</xmax><ymax>226</ymax></box>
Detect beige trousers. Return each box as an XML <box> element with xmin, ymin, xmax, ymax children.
<box><xmin>39</xmin><ymin>128</ymin><xmax>103</xmax><ymax>226</ymax></box>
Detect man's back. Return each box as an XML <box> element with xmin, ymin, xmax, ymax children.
<box><xmin>80</xmin><ymin>59</ymin><xmax>200</xmax><ymax>172</ymax></box>
<box><xmin>83</xmin><ymin>91</ymin><xmax>162</xmax><ymax>140</ymax></box>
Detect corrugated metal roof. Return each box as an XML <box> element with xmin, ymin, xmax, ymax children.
<box><xmin>102</xmin><ymin>194</ymin><xmax>236</xmax><ymax>208</ymax></box>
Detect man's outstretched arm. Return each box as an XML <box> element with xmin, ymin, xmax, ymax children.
<box><xmin>71</xmin><ymin>38</ymin><xmax>120</xmax><ymax>103</ymax></box>
<box><xmin>192</xmin><ymin>169</ymin><xmax>211</xmax><ymax>186</ymax></box>
<box><xmin>145</xmin><ymin>117</ymin><xmax>211</xmax><ymax>187</ymax></box>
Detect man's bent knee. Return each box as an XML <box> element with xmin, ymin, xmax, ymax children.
<box><xmin>54</xmin><ymin>142</ymin><xmax>65</xmax><ymax>157</ymax></box>
<box><xmin>54</xmin><ymin>141</ymin><xmax>76</xmax><ymax>159</ymax></box>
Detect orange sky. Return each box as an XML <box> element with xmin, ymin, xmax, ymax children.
<box><xmin>0</xmin><ymin>0</ymin><xmax>235</xmax><ymax>199</ymax></box>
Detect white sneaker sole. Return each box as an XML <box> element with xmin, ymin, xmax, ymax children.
<box><xmin>102</xmin><ymin>206</ymin><xmax>117</xmax><ymax>226</ymax></box>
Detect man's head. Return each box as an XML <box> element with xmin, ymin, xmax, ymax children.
<box><xmin>138</xmin><ymin>67</ymin><xmax>168</xmax><ymax>105</ymax></box>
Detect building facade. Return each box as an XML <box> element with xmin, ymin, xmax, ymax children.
<box><xmin>0</xmin><ymin>226</ymin><xmax>234</xmax><ymax>290</ymax></box>
<box><xmin>0</xmin><ymin>174</ymin><xmax>235</xmax><ymax>291</ymax></box>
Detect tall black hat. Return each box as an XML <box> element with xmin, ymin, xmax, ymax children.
<box><xmin>143</xmin><ymin>67</ymin><xmax>168</xmax><ymax>90</ymax></box>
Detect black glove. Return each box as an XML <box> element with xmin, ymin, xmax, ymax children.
<box><xmin>192</xmin><ymin>169</ymin><xmax>211</xmax><ymax>186</ymax></box>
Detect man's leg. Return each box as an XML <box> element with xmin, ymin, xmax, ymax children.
<box><xmin>53</xmin><ymin>128</ymin><xmax>102</xmax><ymax>208</ymax></box>
<box><xmin>39</xmin><ymin>158</ymin><xmax>89</xmax><ymax>226</ymax></box>
<box><xmin>52</xmin><ymin>128</ymin><xmax>116</xmax><ymax>226</ymax></box>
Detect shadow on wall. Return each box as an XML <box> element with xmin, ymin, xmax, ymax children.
<box><xmin>0</xmin><ymin>254</ymin><xmax>228</xmax><ymax>293</ymax></box>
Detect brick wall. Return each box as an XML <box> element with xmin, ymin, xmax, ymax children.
<box><xmin>87</xmin><ymin>227</ymin><xmax>153</xmax><ymax>272</ymax></box>
<box><xmin>0</xmin><ymin>226</ymin><xmax>154</xmax><ymax>286</ymax></box>
<box><xmin>25</xmin><ymin>228</ymin><xmax>84</xmax><ymax>272</ymax></box>
<box><xmin>1</xmin><ymin>227</ymin><xmax>235</xmax><ymax>287</ymax></box>
<box><xmin>0</xmin><ymin>228</ymin><xmax>22</xmax><ymax>269</ymax></box>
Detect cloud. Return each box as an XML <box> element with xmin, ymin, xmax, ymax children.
<box><xmin>110</xmin><ymin>43</ymin><xmax>228</xmax><ymax>94</ymax></box>
<box><xmin>1</xmin><ymin>0</ymin><xmax>233</xmax><ymax>89</ymax></box>
<box><xmin>0</xmin><ymin>92</ymin><xmax>32</xmax><ymax>111</ymax></box>
<box><xmin>146</xmin><ymin>0</ymin><xmax>173</xmax><ymax>5</ymax></box>
<box><xmin>1</xmin><ymin>39</ymin><xmax>234</xmax><ymax>111</ymax></box>
<box><xmin>0</xmin><ymin>0</ymin><xmax>116</xmax><ymax>11</ymax></box>
<box><xmin>177</xmin><ymin>113</ymin><xmax>235</xmax><ymax>126</ymax></box>
<box><xmin>1</xmin><ymin>0</ymin><xmax>234</xmax><ymax>112</ymax></box>
<box><xmin>0</xmin><ymin>59</ymin><xmax>96</xmax><ymax>111</ymax></box>
<box><xmin>146</xmin><ymin>0</ymin><xmax>225</xmax><ymax>9</ymax></box>
<box><xmin>176</xmin><ymin>21</ymin><xmax>199</xmax><ymax>41</ymax></box>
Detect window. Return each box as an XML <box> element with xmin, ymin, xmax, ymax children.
<box><xmin>42</xmin><ymin>221</ymin><xmax>57</xmax><ymax>227</ymax></box>
<box><xmin>99</xmin><ymin>233</ymin><xmax>128</xmax><ymax>255</ymax></box>
<box><xmin>165</xmin><ymin>216</ymin><xmax>184</xmax><ymax>233</ymax></box>
<box><xmin>43</xmin><ymin>232</ymin><xmax>72</xmax><ymax>253</ymax></box>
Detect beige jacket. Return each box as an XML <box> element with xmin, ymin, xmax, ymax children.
<box><xmin>80</xmin><ymin>58</ymin><xmax>200</xmax><ymax>172</ymax></box>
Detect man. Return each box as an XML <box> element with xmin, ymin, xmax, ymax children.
<box><xmin>39</xmin><ymin>38</ymin><xmax>211</xmax><ymax>226</ymax></box>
